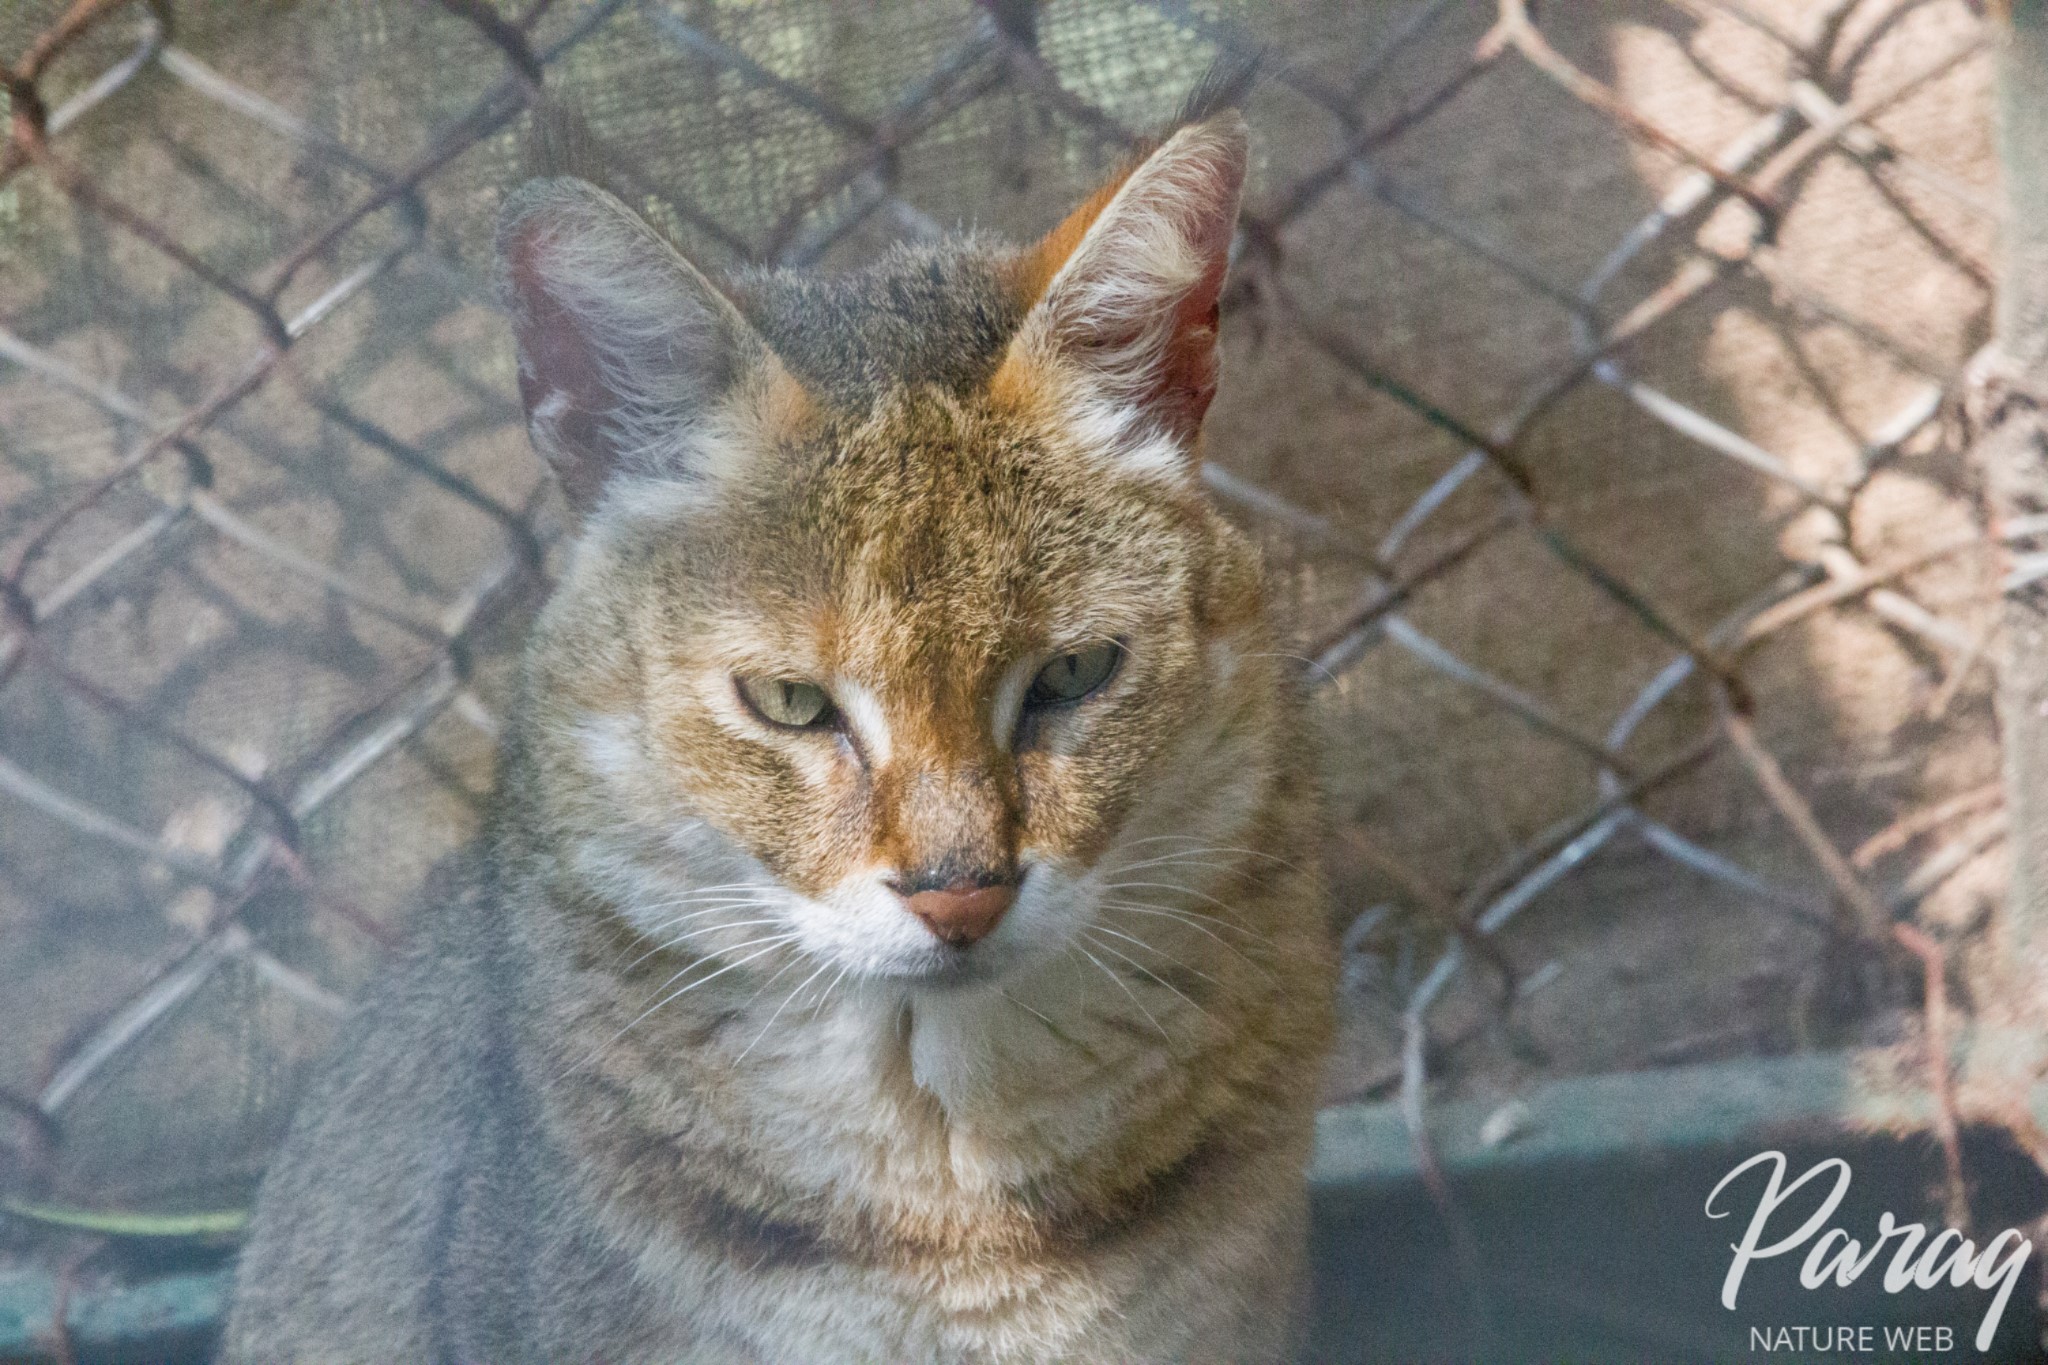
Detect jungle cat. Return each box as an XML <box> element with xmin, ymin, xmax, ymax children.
<box><xmin>224</xmin><ymin>109</ymin><xmax>1336</xmax><ymax>1364</ymax></box>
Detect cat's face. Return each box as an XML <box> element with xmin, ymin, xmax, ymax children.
<box><xmin>502</xmin><ymin>116</ymin><xmax>1275</xmax><ymax>985</ymax></box>
<box><xmin>572</xmin><ymin>381</ymin><xmax>1266</xmax><ymax>984</ymax></box>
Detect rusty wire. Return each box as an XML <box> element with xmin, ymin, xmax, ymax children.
<box><xmin>0</xmin><ymin>0</ymin><xmax>2016</xmax><ymax>1231</ymax></box>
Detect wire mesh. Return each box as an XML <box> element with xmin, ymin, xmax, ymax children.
<box><xmin>0</xmin><ymin>0</ymin><xmax>2015</xmax><ymax>1266</ymax></box>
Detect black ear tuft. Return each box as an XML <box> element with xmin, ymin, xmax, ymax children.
<box><xmin>1175</xmin><ymin>49</ymin><xmax>1261</xmax><ymax>128</ymax></box>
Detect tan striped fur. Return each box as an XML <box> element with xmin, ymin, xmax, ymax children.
<box><xmin>226</xmin><ymin>113</ymin><xmax>1334</xmax><ymax>1365</ymax></box>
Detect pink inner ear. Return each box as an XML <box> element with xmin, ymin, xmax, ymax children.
<box><xmin>1030</xmin><ymin>118</ymin><xmax>1247</xmax><ymax>454</ymax></box>
<box><xmin>1149</xmin><ymin>136</ymin><xmax>1240</xmax><ymax>446</ymax></box>
<box><xmin>1151</xmin><ymin>243</ymin><xmax>1230</xmax><ymax>447</ymax></box>
<box><xmin>504</xmin><ymin>226</ymin><xmax>618</xmax><ymax>510</ymax></box>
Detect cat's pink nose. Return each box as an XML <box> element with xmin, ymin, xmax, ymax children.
<box><xmin>902</xmin><ymin>882</ymin><xmax>1015</xmax><ymax>947</ymax></box>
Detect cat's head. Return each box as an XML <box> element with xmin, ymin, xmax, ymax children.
<box><xmin>497</xmin><ymin>115</ymin><xmax>1285</xmax><ymax>987</ymax></box>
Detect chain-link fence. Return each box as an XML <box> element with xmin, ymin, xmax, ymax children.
<box><xmin>0</xmin><ymin>0</ymin><xmax>2025</xmax><ymax>1351</ymax></box>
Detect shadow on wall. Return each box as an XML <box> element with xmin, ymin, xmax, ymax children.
<box><xmin>1220</xmin><ymin>0</ymin><xmax>1999</xmax><ymax>1100</ymax></box>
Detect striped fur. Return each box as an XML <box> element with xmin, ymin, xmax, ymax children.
<box><xmin>226</xmin><ymin>113</ymin><xmax>1334</xmax><ymax>1364</ymax></box>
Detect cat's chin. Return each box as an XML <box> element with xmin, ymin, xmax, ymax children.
<box><xmin>867</xmin><ymin>942</ymin><xmax>1016</xmax><ymax>990</ymax></box>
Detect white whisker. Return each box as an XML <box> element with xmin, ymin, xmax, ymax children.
<box><xmin>633</xmin><ymin>933</ymin><xmax>798</xmax><ymax>1009</ymax></box>
<box><xmin>733</xmin><ymin>956</ymin><xmax>836</xmax><ymax>1063</ymax></box>
<box><xmin>1085</xmin><ymin>922</ymin><xmax>1224</xmax><ymax>988</ymax></box>
<box><xmin>1100</xmin><ymin>877</ymin><xmax>1246</xmax><ymax>919</ymax></box>
<box><xmin>1083</xmin><ymin>929</ymin><xmax>1212</xmax><ymax>1021</ymax></box>
<box><xmin>996</xmin><ymin>986</ymin><xmax>1062</xmax><ymax>1036</ymax></box>
<box><xmin>1110</xmin><ymin>836</ymin><xmax>1302</xmax><ymax>869</ymax></box>
<box><xmin>1073</xmin><ymin>940</ymin><xmax>1170</xmax><ymax>1042</ymax></box>
<box><xmin>626</xmin><ymin>882</ymin><xmax>781</xmax><ymax>913</ymax></box>
<box><xmin>806</xmin><ymin>963</ymin><xmax>852</xmax><ymax>1021</ymax></box>
<box><xmin>1102</xmin><ymin>851</ymin><xmax>1239</xmax><ymax>876</ymax></box>
<box><xmin>634</xmin><ymin>895</ymin><xmax>783</xmax><ymax>928</ymax></box>
<box><xmin>1097</xmin><ymin>899</ymin><xmax>1277</xmax><ymax>957</ymax></box>
<box><xmin>575</xmin><ymin>935</ymin><xmax>802</xmax><ymax>1075</ymax></box>
<box><xmin>732</xmin><ymin>947</ymin><xmax>810</xmax><ymax>1014</ymax></box>
<box><xmin>622</xmin><ymin>917</ymin><xmax>788</xmax><ymax>972</ymax></box>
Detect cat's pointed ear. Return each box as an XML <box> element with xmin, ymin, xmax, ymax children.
<box><xmin>994</xmin><ymin>114</ymin><xmax>1247</xmax><ymax>469</ymax></box>
<box><xmin>495</xmin><ymin>178</ymin><xmax>785</xmax><ymax>514</ymax></box>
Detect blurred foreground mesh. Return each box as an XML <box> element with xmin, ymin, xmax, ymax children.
<box><xmin>0</xmin><ymin>0</ymin><xmax>2014</xmax><ymax>1232</ymax></box>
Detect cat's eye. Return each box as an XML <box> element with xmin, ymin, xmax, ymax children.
<box><xmin>1026</xmin><ymin>642</ymin><xmax>1122</xmax><ymax>706</ymax></box>
<box><xmin>737</xmin><ymin>677</ymin><xmax>837</xmax><ymax>730</ymax></box>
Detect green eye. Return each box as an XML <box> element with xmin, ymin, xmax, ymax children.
<box><xmin>1027</xmin><ymin>642</ymin><xmax>1122</xmax><ymax>706</ymax></box>
<box><xmin>737</xmin><ymin>677</ymin><xmax>837</xmax><ymax>729</ymax></box>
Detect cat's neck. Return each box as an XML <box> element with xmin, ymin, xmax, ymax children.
<box><xmin>512</xmin><ymin>828</ymin><xmax>1227</xmax><ymax>1181</ymax></box>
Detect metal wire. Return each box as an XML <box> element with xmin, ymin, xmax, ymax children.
<box><xmin>0</xmin><ymin>0</ymin><xmax>2011</xmax><ymax>1221</ymax></box>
